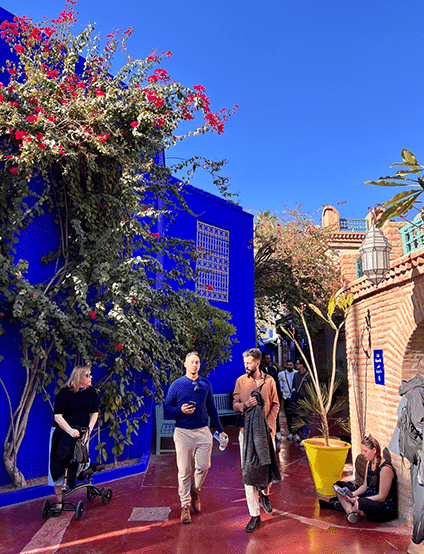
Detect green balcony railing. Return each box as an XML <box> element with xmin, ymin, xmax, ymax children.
<box><xmin>399</xmin><ymin>218</ymin><xmax>424</xmax><ymax>255</ymax></box>
<box><xmin>340</xmin><ymin>219</ymin><xmax>368</xmax><ymax>232</ymax></box>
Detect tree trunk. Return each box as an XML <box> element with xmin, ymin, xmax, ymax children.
<box><xmin>3</xmin><ymin>450</ymin><xmax>27</xmax><ymax>488</ymax></box>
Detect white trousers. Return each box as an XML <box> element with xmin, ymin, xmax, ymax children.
<box><xmin>239</xmin><ymin>431</ymin><xmax>273</xmax><ymax>517</ymax></box>
<box><xmin>174</xmin><ymin>426</ymin><xmax>212</xmax><ymax>508</ymax></box>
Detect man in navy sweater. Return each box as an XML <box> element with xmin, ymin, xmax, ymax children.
<box><xmin>164</xmin><ymin>352</ymin><xmax>226</xmax><ymax>524</ymax></box>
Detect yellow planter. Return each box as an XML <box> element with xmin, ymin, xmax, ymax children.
<box><xmin>302</xmin><ymin>437</ymin><xmax>351</xmax><ymax>496</ymax></box>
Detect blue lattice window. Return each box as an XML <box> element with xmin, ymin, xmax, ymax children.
<box><xmin>195</xmin><ymin>221</ymin><xmax>229</xmax><ymax>302</ymax></box>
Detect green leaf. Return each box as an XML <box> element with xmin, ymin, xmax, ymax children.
<box><xmin>327</xmin><ymin>295</ymin><xmax>336</xmax><ymax>320</ymax></box>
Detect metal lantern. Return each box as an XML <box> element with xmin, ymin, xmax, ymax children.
<box><xmin>359</xmin><ymin>225</ymin><xmax>392</xmax><ymax>285</ymax></box>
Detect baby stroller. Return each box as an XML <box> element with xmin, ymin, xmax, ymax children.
<box><xmin>42</xmin><ymin>428</ymin><xmax>112</xmax><ymax>520</ymax></box>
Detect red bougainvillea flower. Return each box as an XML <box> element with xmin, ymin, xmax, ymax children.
<box><xmin>152</xmin><ymin>232</ymin><xmax>160</xmax><ymax>238</ymax></box>
<box><xmin>206</xmin><ymin>285</ymin><xmax>214</xmax><ymax>291</ymax></box>
<box><xmin>10</xmin><ymin>167</ymin><xmax>18</xmax><ymax>174</ymax></box>
<box><xmin>47</xmin><ymin>116</ymin><xmax>57</xmax><ymax>123</ymax></box>
<box><xmin>38</xmin><ymin>144</ymin><xmax>46</xmax><ymax>149</ymax></box>
<box><xmin>130</xmin><ymin>298</ymin><xmax>135</xmax><ymax>302</ymax></box>
<box><xmin>27</xmin><ymin>115</ymin><xmax>37</xmax><ymax>123</ymax></box>
<box><xmin>115</xmin><ymin>343</ymin><xmax>123</xmax><ymax>351</ymax></box>
<box><xmin>89</xmin><ymin>310</ymin><xmax>96</xmax><ymax>319</ymax></box>
<box><xmin>69</xmin><ymin>291</ymin><xmax>75</xmax><ymax>296</ymax></box>
<box><xmin>0</xmin><ymin>94</ymin><xmax>4</xmax><ymax>102</ymax></box>
<box><xmin>46</xmin><ymin>69</ymin><xmax>58</xmax><ymax>79</ymax></box>
<box><xmin>95</xmin><ymin>89</ymin><xmax>106</xmax><ymax>96</ymax></box>
<box><xmin>95</xmin><ymin>351</ymin><xmax>102</xmax><ymax>357</ymax></box>
<box><xmin>0</xmin><ymin>313</ymin><xmax>4</xmax><ymax>317</ymax></box>
<box><xmin>130</xmin><ymin>121</ymin><xmax>139</xmax><ymax>127</ymax></box>
<box><xmin>15</xmin><ymin>130</ymin><xmax>26</xmax><ymax>139</ymax></box>
<box><xmin>192</xmin><ymin>335</ymin><xmax>196</xmax><ymax>340</ymax></box>
<box><xmin>36</xmin><ymin>133</ymin><xmax>43</xmax><ymax>140</ymax></box>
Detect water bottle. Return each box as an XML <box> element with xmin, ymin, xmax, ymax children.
<box><xmin>213</xmin><ymin>431</ymin><xmax>229</xmax><ymax>451</ymax></box>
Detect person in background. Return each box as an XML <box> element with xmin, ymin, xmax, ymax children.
<box><xmin>233</xmin><ymin>348</ymin><xmax>280</xmax><ymax>533</ymax></box>
<box><xmin>164</xmin><ymin>352</ymin><xmax>226</xmax><ymax>525</ymax></box>
<box><xmin>291</xmin><ymin>359</ymin><xmax>312</xmax><ymax>442</ymax></box>
<box><xmin>278</xmin><ymin>360</ymin><xmax>298</xmax><ymax>440</ymax></box>
<box><xmin>260</xmin><ymin>352</ymin><xmax>282</xmax><ymax>440</ymax></box>
<box><xmin>49</xmin><ymin>366</ymin><xmax>98</xmax><ymax>511</ymax></box>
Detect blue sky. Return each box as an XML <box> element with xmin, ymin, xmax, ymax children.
<box><xmin>2</xmin><ymin>0</ymin><xmax>424</xmax><ymax>222</ymax></box>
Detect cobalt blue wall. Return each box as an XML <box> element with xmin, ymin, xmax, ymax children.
<box><xmin>0</xmin><ymin>5</ymin><xmax>254</xmax><ymax>492</ymax></box>
<box><xmin>168</xmin><ymin>183</ymin><xmax>255</xmax><ymax>393</ymax></box>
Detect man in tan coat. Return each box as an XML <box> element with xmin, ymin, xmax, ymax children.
<box><xmin>233</xmin><ymin>348</ymin><xmax>280</xmax><ymax>532</ymax></box>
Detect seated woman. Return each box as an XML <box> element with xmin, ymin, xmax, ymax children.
<box><xmin>335</xmin><ymin>435</ymin><xmax>397</xmax><ymax>524</ymax></box>
<box><xmin>48</xmin><ymin>365</ymin><xmax>98</xmax><ymax>508</ymax></box>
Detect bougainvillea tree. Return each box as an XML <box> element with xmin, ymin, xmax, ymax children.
<box><xmin>0</xmin><ymin>2</ymin><xmax>238</xmax><ymax>486</ymax></box>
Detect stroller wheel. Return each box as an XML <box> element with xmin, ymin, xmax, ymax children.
<box><xmin>41</xmin><ymin>499</ymin><xmax>51</xmax><ymax>519</ymax></box>
<box><xmin>75</xmin><ymin>500</ymin><xmax>84</xmax><ymax>520</ymax></box>
<box><xmin>101</xmin><ymin>488</ymin><xmax>113</xmax><ymax>505</ymax></box>
<box><xmin>87</xmin><ymin>486</ymin><xmax>97</xmax><ymax>502</ymax></box>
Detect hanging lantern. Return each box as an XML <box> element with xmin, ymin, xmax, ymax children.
<box><xmin>359</xmin><ymin>225</ymin><xmax>392</xmax><ymax>285</ymax></box>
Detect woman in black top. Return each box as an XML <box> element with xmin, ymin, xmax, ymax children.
<box><xmin>48</xmin><ymin>366</ymin><xmax>98</xmax><ymax>502</ymax></box>
<box><xmin>336</xmin><ymin>435</ymin><xmax>397</xmax><ymax>524</ymax></box>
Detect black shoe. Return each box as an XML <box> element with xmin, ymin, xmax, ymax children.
<box><xmin>318</xmin><ymin>498</ymin><xmax>344</xmax><ymax>512</ymax></box>
<box><xmin>259</xmin><ymin>491</ymin><xmax>272</xmax><ymax>513</ymax></box>
<box><xmin>246</xmin><ymin>516</ymin><xmax>261</xmax><ymax>533</ymax></box>
<box><xmin>76</xmin><ymin>467</ymin><xmax>94</xmax><ymax>481</ymax></box>
<box><xmin>319</xmin><ymin>499</ymin><xmax>335</xmax><ymax>510</ymax></box>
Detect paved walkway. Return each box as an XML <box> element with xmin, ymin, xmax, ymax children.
<box><xmin>0</xmin><ymin>421</ymin><xmax>414</xmax><ymax>554</ymax></box>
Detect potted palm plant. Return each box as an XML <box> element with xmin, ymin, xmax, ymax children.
<box><xmin>281</xmin><ymin>293</ymin><xmax>354</xmax><ymax>496</ymax></box>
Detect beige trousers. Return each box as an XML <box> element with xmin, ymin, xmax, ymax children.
<box><xmin>174</xmin><ymin>426</ymin><xmax>213</xmax><ymax>507</ymax></box>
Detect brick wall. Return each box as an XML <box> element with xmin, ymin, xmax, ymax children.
<box><xmin>343</xmin><ymin>250</ymin><xmax>424</xmax><ymax>524</ymax></box>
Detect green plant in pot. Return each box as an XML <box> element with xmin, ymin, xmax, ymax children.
<box><xmin>292</xmin><ymin>380</ymin><xmax>350</xmax><ymax>441</ymax></box>
<box><xmin>281</xmin><ymin>293</ymin><xmax>354</xmax><ymax>496</ymax></box>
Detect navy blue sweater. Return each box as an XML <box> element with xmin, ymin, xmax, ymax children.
<box><xmin>164</xmin><ymin>376</ymin><xmax>223</xmax><ymax>433</ymax></box>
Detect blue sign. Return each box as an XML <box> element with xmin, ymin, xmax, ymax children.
<box><xmin>374</xmin><ymin>350</ymin><xmax>385</xmax><ymax>385</ymax></box>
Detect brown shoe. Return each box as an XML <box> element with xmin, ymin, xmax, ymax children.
<box><xmin>181</xmin><ymin>505</ymin><xmax>191</xmax><ymax>524</ymax></box>
<box><xmin>191</xmin><ymin>488</ymin><xmax>201</xmax><ymax>513</ymax></box>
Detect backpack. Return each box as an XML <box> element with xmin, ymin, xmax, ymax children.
<box><xmin>398</xmin><ymin>403</ymin><xmax>423</xmax><ymax>466</ymax></box>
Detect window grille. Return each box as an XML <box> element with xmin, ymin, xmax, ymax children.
<box><xmin>196</xmin><ymin>221</ymin><xmax>229</xmax><ymax>302</ymax></box>
<box><xmin>355</xmin><ymin>257</ymin><xmax>364</xmax><ymax>279</ymax></box>
<box><xmin>400</xmin><ymin>218</ymin><xmax>424</xmax><ymax>255</ymax></box>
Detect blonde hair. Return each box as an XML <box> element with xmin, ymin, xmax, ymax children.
<box><xmin>243</xmin><ymin>348</ymin><xmax>262</xmax><ymax>361</ymax></box>
<box><xmin>362</xmin><ymin>434</ymin><xmax>382</xmax><ymax>482</ymax></box>
<box><xmin>65</xmin><ymin>365</ymin><xmax>91</xmax><ymax>393</ymax></box>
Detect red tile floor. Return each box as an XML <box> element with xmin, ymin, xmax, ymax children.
<box><xmin>0</xmin><ymin>419</ymin><xmax>414</xmax><ymax>554</ymax></box>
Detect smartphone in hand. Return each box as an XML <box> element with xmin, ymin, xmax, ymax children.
<box><xmin>333</xmin><ymin>484</ymin><xmax>355</xmax><ymax>498</ymax></box>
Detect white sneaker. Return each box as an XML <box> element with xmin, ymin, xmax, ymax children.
<box><xmin>287</xmin><ymin>433</ymin><xmax>294</xmax><ymax>440</ymax></box>
<box><xmin>294</xmin><ymin>434</ymin><xmax>301</xmax><ymax>442</ymax></box>
<box><xmin>276</xmin><ymin>432</ymin><xmax>282</xmax><ymax>441</ymax></box>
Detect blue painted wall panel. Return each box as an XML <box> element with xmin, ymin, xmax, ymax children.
<box><xmin>0</xmin><ymin>5</ymin><xmax>254</xmax><ymax>490</ymax></box>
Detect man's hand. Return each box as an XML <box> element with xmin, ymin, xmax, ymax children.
<box><xmin>245</xmin><ymin>396</ymin><xmax>258</xmax><ymax>409</ymax></box>
<box><xmin>181</xmin><ymin>403</ymin><xmax>196</xmax><ymax>414</ymax></box>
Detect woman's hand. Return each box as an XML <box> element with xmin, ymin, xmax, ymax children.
<box><xmin>82</xmin><ymin>429</ymin><xmax>90</xmax><ymax>444</ymax></box>
<box><xmin>69</xmin><ymin>428</ymin><xmax>80</xmax><ymax>439</ymax></box>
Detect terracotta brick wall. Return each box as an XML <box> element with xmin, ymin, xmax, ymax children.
<box><xmin>344</xmin><ymin>252</ymin><xmax>424</xmax><ymax>525</ymax></box>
